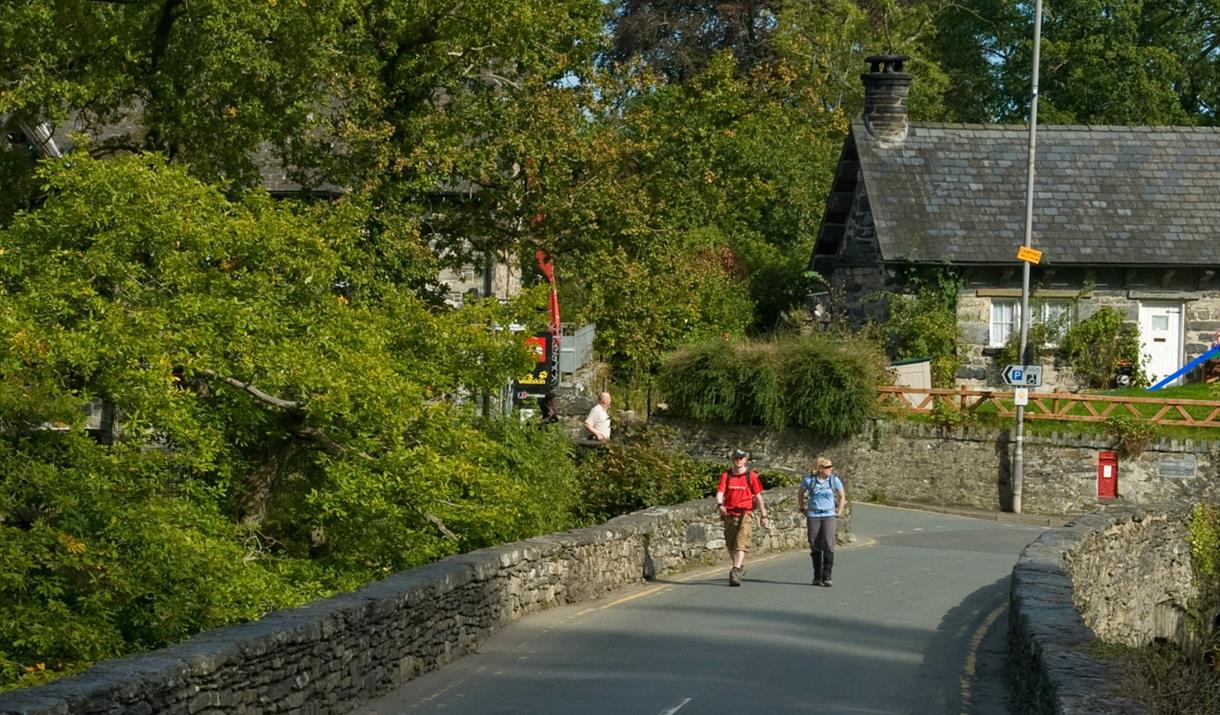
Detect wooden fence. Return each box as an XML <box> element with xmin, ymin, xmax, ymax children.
<box><xmin>877</xmin><ymin>386</ymin><xmax>1220</xmax><ymax>429</ymax></box>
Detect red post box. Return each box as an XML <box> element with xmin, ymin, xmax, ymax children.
<box><xmin>1097</xmin><ymin>451</ymin><xmax>1118</xmax><ymax>499</ymax></box>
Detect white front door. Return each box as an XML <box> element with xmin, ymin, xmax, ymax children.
<box><xmin>1138</xmin><ymin>302</ymin><xmax>1183</xmax><ymax>386</ymax></box>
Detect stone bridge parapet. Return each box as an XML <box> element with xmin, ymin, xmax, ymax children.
<box><xmin>0</xmin><ymin>488</ymin><xmax>830</xmax><ymax>715</ymax></box>
<box><xmin>1009</xmin><ymin>505</ymin><xmax>1194</xmax><ymax>714</ymax></box>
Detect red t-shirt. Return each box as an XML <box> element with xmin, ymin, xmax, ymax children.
<box><xmin>718</xmin><ymin>470</ymin><xmax>763</xmax><ymax>513</ymax></box>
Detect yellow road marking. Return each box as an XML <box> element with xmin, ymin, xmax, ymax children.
<box><xmin>577</xmin><ymin>584</ymin><xmax>672</xmax><ymax>615</ymax></box>
<box><xmin>960</xmin><ymin>602</ymin><xmax>1007</xmax><ymax>707</ymax></box>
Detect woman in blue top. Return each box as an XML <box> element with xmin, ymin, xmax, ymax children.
<box><xmin>797</xmin><ymin>456</ymin><xmax>846</xmax><ymax>586</ymax></box>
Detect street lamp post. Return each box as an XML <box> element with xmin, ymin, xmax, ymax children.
<box><xmin>1013</xmin><ymin>0</ymin><xmax>1045</xmax><ymax>514</ymax></box>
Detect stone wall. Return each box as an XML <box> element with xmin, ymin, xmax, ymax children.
<box><xmin>1009</xmin><ymin>507</ymin><xmax>1194</xmax><ymax>714</ymax></box>
<box><xmin>1065</xmin><ymin>509</ymin><xmax>1194</xmax><ymax>647</ymax></box>
<box><xmin>658</xmin><ymin>416</ymin><xmax>1220</xmax><ymax>515</ymax></box>
<box><xmin>0</xmin><ymin>490</ymin><xmax>818</xmax><ymax>715</ymax></box>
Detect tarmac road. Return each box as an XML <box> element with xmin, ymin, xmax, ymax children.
<box><xmin>352</xmin><ymin>504</ymin><xmax>1049</xmax><ymax>715</ymax></box>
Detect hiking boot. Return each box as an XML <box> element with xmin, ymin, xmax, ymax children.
<box><xmin>728</xmin><ymin>567</ymin><xmax>742</xmax><ymax>587</ymax></box>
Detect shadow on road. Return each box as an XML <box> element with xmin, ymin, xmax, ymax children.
<box><xmin>919</xmin><ymin>575</ymin><xmax>1013</xmax><ymax>714</ymax></box>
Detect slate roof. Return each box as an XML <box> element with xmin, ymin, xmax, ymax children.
<box><xmin>851</xmin><ymin>117</ymin><xmax>1220</xmax><ymax>266</ymax></box>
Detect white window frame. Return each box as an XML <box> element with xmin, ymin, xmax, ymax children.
<box><xmin>989</xmin><ymin>298</ymin><xmax>1075</xmax><ymax>348</ymax></box>
<box><xmin>989</xmin><ymin>299</ymin><xmax>1018</xmax><ymax>347</ymax></box>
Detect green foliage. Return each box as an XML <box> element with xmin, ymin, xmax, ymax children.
<box><xmin>556</xmin><ymin>50</ymin><xmax>844</xmax><ymax>380</ymax></box>
<box><xmin>0</xmin><ymin>155</ymin><xmax>584</xmax><ymax>688</ymax></box>
<box><xmin>659</xmin><ymin>333</ymin><xmax>889</xmax><ymax>438</ymax></box>
<box><xmin>882</xmin><ymin>271</ymin><xmax>961</xmax><ymax>387</ymax></box>
<box><xmin>1060</xmin><ymin>307</ymin><xmax>1146</xmax><ymax>388</ymax></box>
<box><xmin>0</xmin><ymin>433</ymin><xmax>322</xmax><ymax>691</ymax></box>
<box><xmin>573</xmin><ymin>425</ymin><xmax>718</xmax><ymax>524</ymax></box>
<box><xmin>931</xmin><ymin>0</ymin><xmax>1215</xmax><ymax>126</ymax></box>
<box><xmin>0</xmin><ymin>0</ymin><xmax>605</xmax><ymax>195</ymax></box>
<box><xmin>928</xmin><ymin>400</ymin><xmax>977</xmax><ymax>429</ymax></box>
<box><xmin>1189</xmin><ymin>504</ymin><xmax>1220</xmax><ymax>583</ymax></box>
<box><xmin>1103</xmin><ymin>414</ymin><xmax>1158</xmax><ymax>458</ymax></box>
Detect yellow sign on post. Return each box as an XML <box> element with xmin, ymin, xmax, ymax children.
<box><xmin>1016</xmin><ymin>246</ymin><xmax>1043</xmax><ymax>264</ymax></box>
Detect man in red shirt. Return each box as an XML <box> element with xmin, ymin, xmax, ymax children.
<box><xmin>716</xmin><ymin>448</ymin><xmax>770</xmax><ymax>586</ymax></box>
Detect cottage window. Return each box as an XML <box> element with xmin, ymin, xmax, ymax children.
<box><xmin>990</xmin><ymin>299</ymin><xmax>1074</xmax><ymax>347</ymax></box>
<box><xmin>1038</xmin><ymin>300</ymin><xmax>1074</xmax><ymax>345</ymax></box>
<box><xmin>990</xmin><ymin>300</ymin><xmax>1018</xmax><ymax>346</ymax></box>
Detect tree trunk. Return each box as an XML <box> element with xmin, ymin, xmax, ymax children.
<box><xmin>239</xmin><ymin>441</ymin><xmax>297</xmax><ymax>527</ymax></box>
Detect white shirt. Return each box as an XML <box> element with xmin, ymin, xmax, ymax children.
<box><xmin>584</xmin><ymin>403</ymin><xmax>611</xmax><ymax>440</ymax></box>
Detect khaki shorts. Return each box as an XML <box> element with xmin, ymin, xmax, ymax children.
<box><xmin>723</xmin><ymin>512</ymin><xmax>752</xmax><ymax>552</ymax></box>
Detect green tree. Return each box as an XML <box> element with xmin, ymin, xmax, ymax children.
<box><xmin>0</xmin><ymin>155</ymin><xmax>583</xmax><ymax>687</ymax></box>
<box><xmin>931</xmin><ymin>0</ymin><xmax>1219</xmax><ymax>125</ymax></box>
<box><xmin>882</xmin><ymin>271</ymin><xmax>961</xmax><ymax>387</ymax></box>
<box><xmin>1059</xmin><ymin>306</ymin><xmax>1146</xmax><ymax>388</ymax></box>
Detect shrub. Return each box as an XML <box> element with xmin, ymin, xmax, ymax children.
<box><xmin>1103</xmin><ymin>414</ymin><xmax>1158</xmax><ymax>457</ymax></box>
<box><xmin>658</xmin><ymin>333</ymin><xmax>888</xmax><ymax>438</ymax></box>
<box><xmin>574</xmin><ymin>425</ymin><xmax>718</xmax><ymax>524</ymax></box>
<box><xmin>929</xmin><ymin>400</ymin><xmax>976</xmax><ymax>429</ymax></box>
<box><xmin>1188</xmin><ymin>504</ymin><xmax>1220</xmax><ymax>606</ymax></box>
<box><xmin>1190</xmin><ymin>502</ymin><xmax>1220</xmax><ymax>592</ymax></box>
<box><xmin>1060</xmin><ymin>307</ymin><xmax>1146</xmax><ymax>388</ymax></box>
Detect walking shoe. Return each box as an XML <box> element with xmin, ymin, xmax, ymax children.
<box><xmin>812</xmin><ymin>577</ymin><xmax>823</xmax><ymax>586</ymax></box>
<box><xmin>728</xmin><ymin>567</ymin><xmax>742</xmax><ymax>587</ymax></box>
<box><xmin>822</xmin><ymin>578</ymin><xmax>833</xmax><ymax>587</ymax></box>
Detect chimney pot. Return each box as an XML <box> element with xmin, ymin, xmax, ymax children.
<box><xmin>861</xmin><ymin>54</ymin><xmax>912</xmax><ymax>143</ymax></box>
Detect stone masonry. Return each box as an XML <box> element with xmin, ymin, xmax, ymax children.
<box><xmin>0</xmin><ymin>488</ymin><xmax>829</xmax><ymax>715</ymax></box>
<box><xmin>1009</xmin><ymin>506</ymin><xmax>1194</xmax><ymax>714</ymax></box>
<box><xmin>658</xmin><ymin>415</ymin><xmax>1220</xmax><ymax>515</ymax></box>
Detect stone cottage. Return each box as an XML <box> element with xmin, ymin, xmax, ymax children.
<box><xmin>810</xmin><ymin>55</ymin><xmax>1220</xmax><ymax>388</ymax></box>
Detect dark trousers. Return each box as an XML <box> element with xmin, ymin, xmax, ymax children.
<box><xmin>807</xmin><ymin>516</ymin><xmax>836</xmax><ymax>554</ymax></box>
<box><xmin>807</xmin><ymin>516</ymin><xmax>837</xmax><ymax>582</ymax></box>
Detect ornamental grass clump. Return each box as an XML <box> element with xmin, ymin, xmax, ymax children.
<box><xmin>659</xmin><ymin>333</ymin><xmax>888</xmax><ymax>438</ymax></box>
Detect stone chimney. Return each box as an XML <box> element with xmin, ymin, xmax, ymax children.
<box><xmin>861</xmin><ymin>54</ymin><xmax>911</xmax><ymax>143</ymax></box>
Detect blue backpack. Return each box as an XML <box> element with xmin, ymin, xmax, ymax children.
<box><xmin>803</xmin><ymin>474</ymin><xmax>842</xmax><ymax>512</ymax></box>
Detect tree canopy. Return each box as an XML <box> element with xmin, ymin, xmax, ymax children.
<box><xmin>0</xmin><ymin>155</ymin><xmax>579</xmax><ymax>688</ymax></box>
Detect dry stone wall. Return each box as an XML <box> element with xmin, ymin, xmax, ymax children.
<box><xmin>0</xmin><ymin>490</ymin><xmax>821</xmax><ymax>715</ymax></box>
<box><xmin>1009</xmin><ymin>506</ymin><xmax>1194</xmax><ymax>715</ymax></box>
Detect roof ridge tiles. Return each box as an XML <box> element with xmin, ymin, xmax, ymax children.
<box><xmin>904</xmin><ymin>120</ymin><xmax>1220</xmax><ymax>134</ymax></box>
